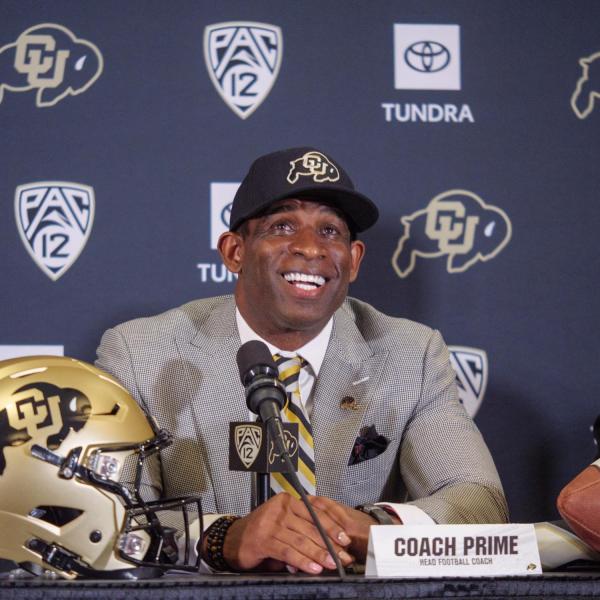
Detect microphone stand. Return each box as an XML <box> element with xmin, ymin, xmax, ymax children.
<box><xmin>267</xmin><ymin>418</ymin><xmax>346</xmax><ymax>579</ymax></box>
<box><xmin>255</xmin><ymin>418</ymin><xmax>270</xmax><ymax>507</ymax></box>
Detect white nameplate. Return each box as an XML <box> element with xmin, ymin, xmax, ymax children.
<box><xmin>365</xmin><ymin>523</ymin><xmax>541</xmax><ymax>577</ymax></box>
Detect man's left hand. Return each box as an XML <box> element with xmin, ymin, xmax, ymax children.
<box><xmin>307</xmin><ymin>496</ymin><xmax>400</xmax><ymax>562</ymax></box>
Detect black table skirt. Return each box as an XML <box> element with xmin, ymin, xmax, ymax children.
<box><xmin>3</xmin><ymin>572</ymin><xmax>600</xmax><ymax>600</ymax></box>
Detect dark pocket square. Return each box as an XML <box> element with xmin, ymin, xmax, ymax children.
<box><xmin>348</xmin><ymin>425</ymin><xmax>388</xmax><ymax>466</ymax></box>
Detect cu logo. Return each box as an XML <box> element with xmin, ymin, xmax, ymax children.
<box><xmin>404</xmin><ymin>41</ymin><xmax>451</xmax><ymax>73</ymax></box>
<box><xmin>287</xmin><ymin>151</ymin><xmax>340</xmax><ymax>184</ymax></box>
<box><xmin>6</xmin><ymin>388</ymin><xmax>63</xmax><ymax>439</ymax></box>
<box><xmin>391</xmin><ymin>189</ymin><xmax>512</xmax><ymax>278</ymax></box>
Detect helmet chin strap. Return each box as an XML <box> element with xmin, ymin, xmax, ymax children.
<box><xmin>30</xmin><ymin>443</ymin><xmax>137</xmax><ymax>503</ymax></box>
<box><xmin>31</xmin><ymin>444</ymin><xmax>82</xmax><ymax>479</ymax></box>
<box><xmin>24</xmin><ymin>538</ymin><xmax>164</xmax><ymax>580</ymax></box>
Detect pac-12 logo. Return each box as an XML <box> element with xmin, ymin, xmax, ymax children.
<box><xmin>234</xmin><ymin>424</ymin><xmax>262</xmax><ymax>469</ymax></box>
<box><xmin>391</xmin><ymin>190</ymin><xmax>511</xmax><ymax>278</ymax></box>
<box><xmin>15</xmin><ymin>182</ymin><xmax>95</xmax><ymax>281</ymax></box>
<box><xmin>204</xmin><ymin>21</ymin><xmax>282</xmax><ymax>119</ymax></box>
<box><xmin>0</xmin><ymin>382</ymin><xmax>91</xmax><ymax>475</ymax></box>
<box><xmin>0</xmin><ymin>23</ymin><xmax>103</xmax><ymax>107</ymax></box>
<box><xmin>448</xmin><ymin>346</ymin><xmax>488</xmax><ymax>418</ymax></box>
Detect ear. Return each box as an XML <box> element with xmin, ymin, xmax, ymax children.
<box><xmin>218</xmin><ymin>231</ymin><xmax>244</xmax><ymax>273</ymax></box>
<box><xmin>348</xmin><ymin>240</ymin><xmax>366</xmax><ymax>282</ymax></box>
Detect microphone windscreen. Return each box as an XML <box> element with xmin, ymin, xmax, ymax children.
<box><xmin>236</xmin><ymin>340</ymin><xmax>276</xmax><ymax>385</ymax></box>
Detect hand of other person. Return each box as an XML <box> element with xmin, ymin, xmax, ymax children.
<box><xmin>214</xmin><ymin>493</ymin><xmax>355</xmax><ymax>573</ymax></box>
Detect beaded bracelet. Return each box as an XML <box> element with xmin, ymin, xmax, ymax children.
<box><xmin>205</xmin><ymin>515</ymin><xmax>240</xmax><ymax>571</ymax></box>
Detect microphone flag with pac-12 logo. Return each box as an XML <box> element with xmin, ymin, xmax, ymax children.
<box><xmin>229</xmin><ymin>421</ymin><xmax>299</xmax><ymax>473</ymax></box>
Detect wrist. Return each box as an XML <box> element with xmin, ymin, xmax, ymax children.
<box><xmin>356</xmin><ymin>503</ymin><xmax>398</xmax><ymax>525</ymax></box>
<box><xmin>203</xmin><ymin>515</ymin><xmax>240</xmax><ymax>571</ymax></box>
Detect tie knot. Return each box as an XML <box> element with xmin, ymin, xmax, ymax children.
<box><xmin>272</xmin><ymin>353</ymin><xmax>307</xmax><ymax>381</ymax></box>
<box><xmin>273</xmin><ymin>354</ymin><xmax>308</xmax><ymax>371</ymax></box>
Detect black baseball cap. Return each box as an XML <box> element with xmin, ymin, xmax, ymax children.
<box><xmin>229</xmin><ymin>147</ymin><xmax>379</xmax><ymax>233</ymax></box>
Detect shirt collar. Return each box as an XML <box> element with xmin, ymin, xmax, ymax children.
<box><xmin>235</xmin><ymin>308</ymin><xmax>332</xmax><ymax>376</ymax></box>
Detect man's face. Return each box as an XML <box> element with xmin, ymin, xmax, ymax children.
<box><xmin>219</xmin><ymin>198</ymin><xmax>365</xmax><ymax>343</ymax></box>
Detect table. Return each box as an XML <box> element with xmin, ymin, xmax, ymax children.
<box><xmin>3</xmin><ymin>571</ymin><xmax>600</xmax><ymax>600</ymax></box>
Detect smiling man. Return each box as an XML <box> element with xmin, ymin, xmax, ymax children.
<box><xmin>96</xmin><ymin>147</ymin><xmax>507</xmax><ymax>575</ymax></box>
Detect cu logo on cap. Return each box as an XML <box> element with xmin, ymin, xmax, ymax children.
<box><xmin>287</xmin><ymin>151</ymin><xmax>340</xmax><ymax>184</ymax></box>
<box><xmin>404</xmin><ymin>41</ymin><xmax>450</xmax><ymax>73</ymax></box>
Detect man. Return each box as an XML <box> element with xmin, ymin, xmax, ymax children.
<box><xmin>96</xmin><ymin>147</ymin><xmax>507</xmax><ymax>574</ymax></box>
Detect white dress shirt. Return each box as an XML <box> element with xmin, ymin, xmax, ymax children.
<box><xmin>235</xmin><ymin>308</ymin><xmax>331</xmax><ymax>418</ymax></box>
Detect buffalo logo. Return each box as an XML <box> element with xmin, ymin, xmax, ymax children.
<box><xmin>268</xmin><ymin>430</ymin><xmax>298</xmax><ymax>466</ymax></box>
<box><xmin>571</xmin><ymin>51</ymin><xmax>600</xmax><ymax>119</ymax></box>
<box><xmin>234</xmin><ymin>424</ymin><xmax>262</xmax><ymax>469</ymax></box>
<box><xmin>0</xmin><ymin>23</ymin><xmax>103</xmax><ymax>107</ymax></box>
<box><xmin>392</xmin><ymin>190</ymin><xmax>512</xmax><ymax>278</ymax></box>
<box><xmin>204</xmin><ymin>22</ymin><xmax>282</xmax><ymax>120</ymax></box>
<box><xmin>0</xmin><ymin>382</ymin><xmax>91</xmax><ymax>475</ymax></box>
<box><xmin>15</xmin><ymin>181</ymin><xmax>95</xmax><ymax>281</ymax></box>
<box><xmin>405</xmin><ymin>41</ymin><xmax>450</xmax><ymax>73</ymax></box>
<box><xmin>287</xmin><ymin>151</ymin><xmax>340</xmax><ymax>185</ymax></box>
<box><xmin>449</xmin><ymin>346</ymin><xmax>488</xmax><ymax>418</ymax></box>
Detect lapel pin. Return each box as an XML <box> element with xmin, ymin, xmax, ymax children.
<box><xmin>340</xmin><ymin>396</ymin><xmax>358</xmax><ymax>410</ymax></box>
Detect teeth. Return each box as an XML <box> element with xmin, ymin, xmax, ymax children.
<box><xmin>284</xmin><ymin>272</ymin><xmax>326</xmax><ymax>286</ymax></box>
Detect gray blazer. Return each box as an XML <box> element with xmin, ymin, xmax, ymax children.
<box><xmin>96</xmin><ymin>295</ymin><xmax>508</xmax><ymax>524</ymax></box>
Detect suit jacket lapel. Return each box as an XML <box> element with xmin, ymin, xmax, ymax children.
<box><xmin>311</xmin><ymin>305</ymin><xmax>388</xmax><ymax>500</ymax></box>
<box><xmin>174</xmin><ymin>297</ymin><xmax>253</xmax><ymax>514</ymax></box>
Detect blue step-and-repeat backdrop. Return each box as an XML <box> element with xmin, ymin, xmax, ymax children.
<box><xmin>2</xmin><ymin>0</ymin><xmax>599</xmax><ymax>524</ymax></box>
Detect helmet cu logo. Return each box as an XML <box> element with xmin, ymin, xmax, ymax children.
<box><xmin>0</xmin><ymin>382</ymin><xmax>90</xmax><ymax>475</ymax></box>
<box><xmin>0</xmin><ymin>23</ymin><xmax>103</xmax><ymax>107</ymax></box>
<box><xmin>392</xmin><ymin>190</ymin><xmax>512</xmax><ymax>278</ymax></box>
<box><xmin>571</xmin><ymin>51</ymin><xmax>600</xmax><ymax>119</ymax></box>
<box><xmin>204</xmin><ymin>21</ymin><xmax>282</xmax><ymax>119</ymax></box>
<box><xmin>15</xmin><ymin>181</ymin><xmax>95</xmax><ymax>281</ymax></box>
<box><xmin>287</xmin><ymin>151</ymin><xmax>340</xmax><ymax>184</ymax></box>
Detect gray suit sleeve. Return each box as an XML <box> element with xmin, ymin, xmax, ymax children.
<box><xmin>398</xmin><ymin>330</ymin><xmax>509</xmax><ymax>524</ymax></box>
<box><xmin>95</xmin><ymin>327</ymin><xmax>163</xmax><ymax>502</ymax></box>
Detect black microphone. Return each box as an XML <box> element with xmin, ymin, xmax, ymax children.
<box><xmin>236</xmin><ymin>340</ymin><xmax>286</xmax><ymax>424</ymax></box>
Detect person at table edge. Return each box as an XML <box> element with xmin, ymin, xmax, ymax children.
<box><xmin>96</xmin><ymin>146</ymin><xmax>508</xmax><ymax>574</ymax></box>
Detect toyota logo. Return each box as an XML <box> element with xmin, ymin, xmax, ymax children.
<box><xmin>221</xmin><ymin>202</ymin><xmax>232</xmax><ymax>228</ymax></box>
<box><xmin>404</xmin><ymin>41</ymin><xmax>451</xmax><ymax>73</ymax></box>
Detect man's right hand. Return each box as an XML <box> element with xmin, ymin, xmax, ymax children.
<box><xmin>216</xmin><ymin>492</ymin><xmax>354</xmax><ymax>573</ymax></box>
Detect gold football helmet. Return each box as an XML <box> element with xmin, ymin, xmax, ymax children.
<box><xmin>0</xmin><ymin>355</ymin><xmax>201</xmax><ymax>579</ymax></box>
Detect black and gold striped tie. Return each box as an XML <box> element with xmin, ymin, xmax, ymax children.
<box><xmin>270</xmin><ymin>353</ymin><xmax>316</xmax><ymax>498</ymax></box>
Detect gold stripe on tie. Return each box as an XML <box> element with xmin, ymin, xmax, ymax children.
<box><xmin>270</xmin><ymin>353</ymin><xmax>316</xmax><ymax>498</ymax></box>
